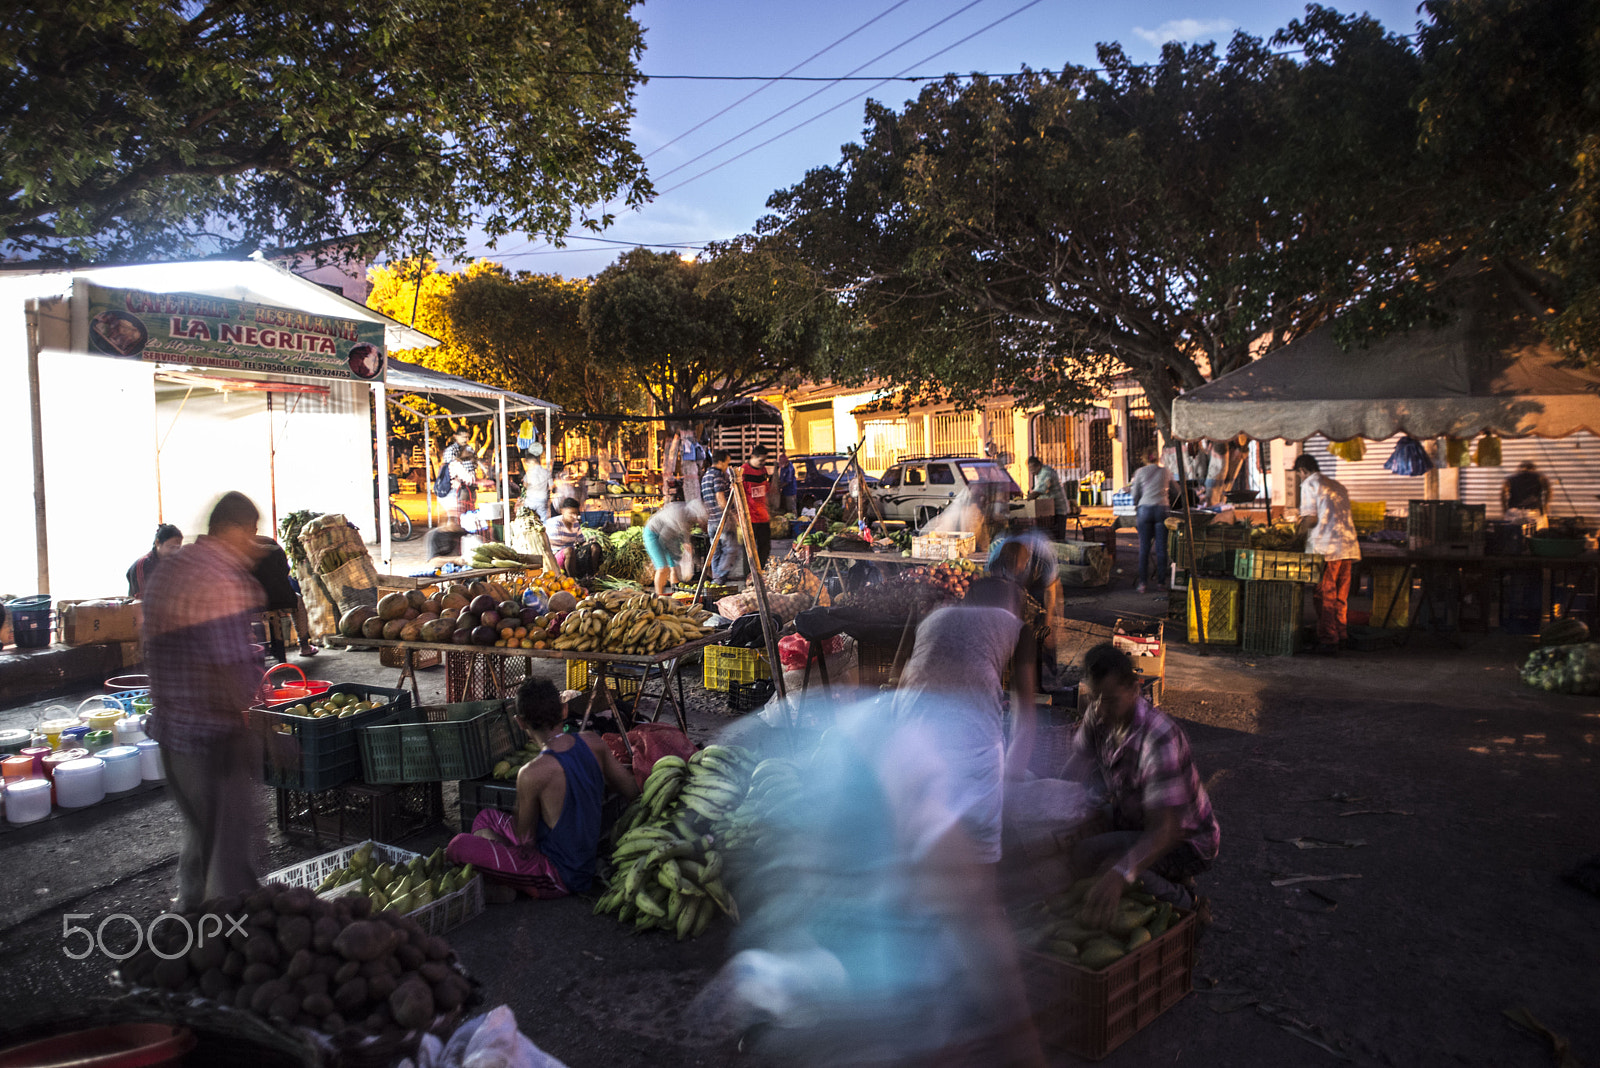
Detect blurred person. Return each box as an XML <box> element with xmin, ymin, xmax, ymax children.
<box><xmin>127</xmin><ymin>523</ymin><xmax>183</xmax><ymax>596</ymax></box>
<box><xmin>664</xmin><ymin>426</ymin><xmax>707</xmax><ymax>502</ymax></box>
<box><xmin>1129</xmin><ymin>450</ymin><xmax>1174</xmax><ymax>592</ymax></box>
<box><xmin>1293</xmin><ymin>454</ymin><xmax>1361</xmax><ymax>653</ymax></box>
<box><xmin>424</xmin><ymin>515</ymin><xmax>481</xmax><ymax>568</ymax></box>
<box><xmin>251</xmin><ymin>536</ymin><xmax>318</xmax><ymax>659</ymax></box>
<box><xmin>445</xmin><ymin>678</ymin><xmax>638</xmax><ymax>900</ymax></box>
<box><xmin>891</xmin><ymin>577</ymin><xmax>1038</xmax><ymax>862</ymax></box>
<box><xmin>775</xmin><ymin>449</ymin><xmax>799</xmax><ymax>517</ymax></box>
<box><xmin>702</xmin><ymin>694</ymin><xmax>1046</xmax><ymax>1067</ymax></box>
<box><xmin>1202</xmin><ymin>439</ymin><xmax>1228</xmax><ymax>504</ymax></box>
<box><xmin>644</xmin><ymin>500</ymin><xmax>707</xmax><ymax>596</ymax></box>
<box><xmin>140</xmin><ymin>491</ymin><xmax>268</xmax><ymax>910</ymax></box>
<box><xmin>1501</xmin><ymin>460</ymin><xmax>1551</xmax><ymax>522</ymax></box>
<box><xmin>1025</xmin><ymin>456</ymin><xmax>1069</xmax><ymax>540</ymax></box>
<box><xmin>741</xmin><ymin>445</ymin><xmax>773</xmax><ymax>569</ymax></box>
<box><xmin>440</xmin><ymin>427</ymin><xmax>480</xmax><ymax>519</ymax></box>
<box><xmin>544</xmin><ymin>498</ymin><xmax>585</xmax><ymax>568</ymax></box>
<box><xmin>988</xmin><ymin>529</ymin><xmax>1061</xmax><ymax>689</ymax></box>
<box><xmin>1069</xmin><ymin>643</ymin><xmax>1219</xmax><ymax>922</ymax></box>
<box><xmin>521</xmin><ymin>450</ymin><xmax>552</xmax><ymax>521</ymax></box>
<box><xmin>701</xmin><ymin>449</ymin><xmax>744</xmax><ymax>582</ymax></box>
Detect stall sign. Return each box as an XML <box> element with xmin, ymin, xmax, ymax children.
<box><xmin>75</xmin><ymin>282</ymin><xmax>386</xmax><ymax>382</ymax></box>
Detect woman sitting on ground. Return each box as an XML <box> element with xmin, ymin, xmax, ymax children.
<box><xmin>445</xmin><ymin>679</ymin><xmax>638</xmax><ymax>900</ymax></box>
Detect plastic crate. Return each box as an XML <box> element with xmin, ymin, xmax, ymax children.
<box><xmin>1170</xmin><ymin>526</ymin><xmax>1251</xmax><ymax>577</ymax></box>
<box><xmin>357</xmin><ymin>701</ymin><xmax>525</xmax><ymax>784</ymax></box>
<box><xmin>444</xmin><ymin>650</ymin><xmax>543</xmax><ymax>701</ymax></box>
<box><xmin>1350</xmin><ymin>501</ymin><xmax>1386</xmax><ymax>533</ymax></box>
<box><xmin>703</xmin><ymin>644</ymin><xmax>770</xmax><ymax>691</ymax></box>
<box><xmin>380</xmin><ymin>645</ymin><xmax>442</xmax><ymax>670</ymax></box>
<box><xmin>728</xmin><ymin>679</ymin><xmax>776</xmax><ymax>712</ymax></box>
<box><xmin>458</xmin><ymin>777</ymin><xmax>519</xmax><ymax>830</ymax></box>
<box><xmin>1369</xmin><ymin>564</ymin><xmax>1412</xmax><ymax>629</ymax></box>
<box><xmin>1242</xmin><ymin>580</ymin><xmax>1305</xmax><ymax>656</ymax></box>
<box><xmin>1185</xmin><ymin>578</ymin><xmax>1240</xmax><ymax>644</ymax></box>
<box><xmin>1023</xmin><ymin>909</ymin><xmax>1198</xmax><ymax>1060</ymax></box>
<box><xmin>248</xmin><ymin>683</ymin><xmax>411</xmax><ymax>792</ymax></box>
<box><xmin>580</xmin><ymin>510</ymin><xmax>614</xmax><ymax>528</ymax></box>
<box><xmin>272</xmin><ymin>782</ymin><xmax>444</xmax><ymax>847</ymax></box>
<box><xmin>564</xmin><ymin>659</ymin><xmax>644</xmax><ymax>698</ymax></box>
<box><xmin>1408</xmin><ymin>501</ymin><xmax>1486</xmax><ymax>555</ymax></box>
<box><xmin>1233</xmin><ymin>549</ymin><xmax>1326</xmax><ymax>583</ymax></box>
<box><xmin>263</xmin><ymin>838</ymin><xmax>485</xmax><ymax>936</ymax></box>
<box><xmin>911</xmin><ymin>532</ymin><xmax>977</xmax><ymax>560</ymax></box>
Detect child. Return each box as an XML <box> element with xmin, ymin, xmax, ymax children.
<box><xmin>543</xmin><ymin>497</ymin><xmax>584</xmax><ymax>568</ymax></box>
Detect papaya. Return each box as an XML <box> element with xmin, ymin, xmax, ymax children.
<box><xmin>404</xmin><ymin>589</ymin><xmax>428</xmax><ymax>610</ymax></box>
<box><xmin>441</xmin><ymin>591</ymin><xmax>470</xmax><ymax>612</ymax></box>
<box><xmin>376</xmin><ymin>592</ymin><xmax>409</xmax><ymax>621</ymax></box>
<box><xmin>381</xmin><ymin>619</ymin><xmax>406</xmax><ymax>640</ymax></box>
<box><xmin>339</xmin><ymin>607</ymin><xmax>377</xmax><ymax>638</ymax></box>
<box><xmin>361</xmin><ymin>617</ymin><xmax>387</xmax><ymax>639</ymax></box>
<box><xmin>399</xmin><ymin>622</ymin><xmax>423</xmax><ymax>642</ymax></box>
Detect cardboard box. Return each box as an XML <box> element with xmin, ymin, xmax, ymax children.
<box><xmin>57</xmin><ymin>598</ymin><xmax>142</xmax><ymax>646</ymax></box>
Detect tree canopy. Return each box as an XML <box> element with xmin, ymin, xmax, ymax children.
<box><xmin>0</xmin><ymin>0</ymin><xmax>649</xmax><ymax>263</ymax></box>
<box><xmin>759</xmin><ymin>9</ymin><xmax>1423</xmax><ymax>428</ymax></box>
<box><xmin>583</xmin><ymin>246</ymin><xmax>836</xmax><ymax>420</ymax></box>
<box><xmin>367</xmin><ymin>260</ymin><xmax>639</xmax><ymax>440</ymax></box>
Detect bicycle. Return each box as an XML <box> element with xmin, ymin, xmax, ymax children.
<box><xmin>389</xmin><ymin>501</ymin><xmax>415</xmax><ymax>541</ymax></box>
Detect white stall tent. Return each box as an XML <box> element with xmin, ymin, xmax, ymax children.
<box><xmin>0</xmin><ymin>257</ymin><xmax>437</xmax><ymax>603</ymax></box>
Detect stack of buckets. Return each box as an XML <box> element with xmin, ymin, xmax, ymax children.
<box><xmin>2</xmin><ymin>693</ymin><xmax>165</xmax><ymax>826</ymax></box>
<box><xmin>5</xmin><ymin>595</ymin><xmax>53</xmax><ymax>649</ymax></box>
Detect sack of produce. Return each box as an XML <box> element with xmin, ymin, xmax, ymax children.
<box><xmin>1520</xmin><ymin>642</ymin><xmax>1600</xmax><ymax>694</ymax></box>
<box><xmin>317</xmin><ymin>553</ymin><xmax>381</xmax><ymax>616</ymax></box>
<box><xmin>1474</xmin><ymin>432</ymin><xmax>1503</xmax><ymax>467</ymax></box>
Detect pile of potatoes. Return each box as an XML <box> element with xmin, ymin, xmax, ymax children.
<box><xmin>119</xmin><ymin>883</ymin><xmax>473</xmax><ymax>1046</ymax></box>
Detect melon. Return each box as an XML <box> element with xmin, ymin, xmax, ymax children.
<box><xmin>441</xmin><ymin>590</ymin><xmax>470</xmax><ymax>612</ymax></box>
<box><xmin>339</xmin><ymin>607</ymin><xmax>377</xmax><ymax>638</ymax></box>
<box><xmin>381</xmin><ymin>619</ymin><xmax>406</xmax><ymax>640</ymax></box>
<box><xmin>1540</xmin><ymin>618</ymin><xmax>1590</xmax><ymax>647</ymax></box>
<box><xmin>376</xmin><ymin>593</ymin><xmax>409</xmax><ymax>621</ymax></box>
<box><xmin>404</xmin><ymin>589</ymin><xmax>428</xmax><ymax>610</ymax></box>
<box><xmin>451</xmin><ymin>628</ymin><xmax>473</xmax><ymax>645</ymax></box>
<box><xmin>547</xmin><ymin>591</ymin><xmax>577</xmax><ymax>614</ymax></box>
<box><xmin>498</xmin><ymin>601</ymin><xmax>522</xmax><ymax>618</ymax></box>
<box><xmin>399</xmin><ymin>622</ymin><xmax>423</xmax><ymax>642</ymax></box>
<box><xmin>422</xmin><ymin>595</ymin><xmax>444</xmax><ymax>614</ymax></box>
<box><xmin>471</xmin><ymin>625</ymin><xmax>497</xmax><ymax>646</ymax></box>
<box><xmin>468</xmin><ymin>581</ymin><xmax>492</xmax><ymax>600</ymax></box>
<box><xmin>419</xmin><ymin>619</ymin><xmax>449</xmax><ymax>643</ymax></box>
<box><xmin>361</xmin><ymin>617</ymin><xmax>387</xmax><ymax>639</ymax></box>
<box><xmin>469</xmin><ymin>594</ymin><xmax>498</xmax><ymax>615</ymax></box>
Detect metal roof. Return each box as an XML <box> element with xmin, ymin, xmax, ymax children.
<box><xmin>384</xmin><ymin>357</ymin><xmax>559</xmax><ymax>415</ymax></box>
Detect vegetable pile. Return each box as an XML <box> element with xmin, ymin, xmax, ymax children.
<box><xmin>1520</xmin><ymin>642</ymin><xmax>1600</xmax><ymax>694</ymax></box>
<box><xmin>1012</xmin><ymin>877</ymin><xmax>1182</xmax><ymax>970</ymax></box>
<box><xmin>313</xmin><ymin>844</ymin><xmax>475</xmax><ymax>916</ymax></box>
<box><xmin>468</xmin><ymin>541</ymin><xmax>541</xmax><ymax>570</ymax></box>
<box><xmin>595</xmin><ymin>746</ymin><xmax>800</xmax><ymax>938</ymax></box>
<box><xmin>607</xmin><ymin>526</ymin><xmax>654</xmax><ymax>585</ymax></box>
<box><xmin>119</xmin><ymin>881</ymin><xmax>473</xmax><ymax>1049</ymax></box>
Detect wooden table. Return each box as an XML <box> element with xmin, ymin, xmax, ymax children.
<box><xmin>375</xmin><ymin>565</ymin><xmax>534</xmax><ymax>591</ymax></box>
<box><xmin>808</xmin><ymin>548</ymin><xmax>979</xmax><ymax>590</ymax></box>
<box><xmin>325</xmin><ymin>632</ymin><xmax>721</xmax><ymax>735</ymax></box>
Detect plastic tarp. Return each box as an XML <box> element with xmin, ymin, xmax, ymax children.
<box><xmin>1172</xmin><ymin>279</ymin><xmax>1600</xmax><ymax>442</ymax></box>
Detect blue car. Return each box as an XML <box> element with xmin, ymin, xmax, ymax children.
<box><xmin>791</xmin><ymin>454</ymin><xmax>880</xmax><ymax>508</ymax></box>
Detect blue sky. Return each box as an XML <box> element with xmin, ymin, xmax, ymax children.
<box><xmin>467</xmin><ymin>0</ymin><xmax>1424</xmax><ymax>278</ymax></box>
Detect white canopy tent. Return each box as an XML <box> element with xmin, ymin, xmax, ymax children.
<box><xmin>0</xmin><ymin>256</ymin><xmax>438</xmax><ymax>601</ymax></box>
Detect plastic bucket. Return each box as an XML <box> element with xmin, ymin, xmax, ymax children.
<box><xmin>83</xmin><ymin>730</ymin><xmax>113</xmax><ymax>755</ymax></box>
<box><xmin>0</xmin><ymin>1022</ymin><xmax>195</xmax><ymax>1068</ymax></box>
<box><xmin>104</xmin><ymin>675</ymin><xmax>150</xmax><ymax>693</ymax></box>
<box><xmin>54</xmin><ymin>756</ymin><xmax>106</xmax><ymax>808</ymax></box>
<box><xmin>8</xmin><ymin>596</ymin><xmax>52</xmax><ymax>649</ymax></box>
<box><xmin>0</xmin><ymin>729</ymin><xmax>32</xmax><ymax>757</ymax></box>
<box><xmin>100</xmin><ymin>746</ymin><xmax>142</xmax><ymax>793</ymax></box>
<box><xmin>263</xmin><ymin>663</ymin><xmax>316</xmax><ymax>702</ymax></box>
<box><xmin>137</xmin><ymin>739</ymin><xmax>165</xmax><ymax>781</ymax></box>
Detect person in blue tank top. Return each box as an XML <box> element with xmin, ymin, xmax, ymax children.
<box><xmin>445</xmin><ymin>679</ymin><xmax>639</xmax><ymax>899</ymax></box>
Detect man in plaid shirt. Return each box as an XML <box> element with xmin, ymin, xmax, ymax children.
<box><xmin>142</xmin><ymin>491</ymin><xmax>268</xmax><ymax>910</ymax></box>
<box><xmin>1068</xmin><ymin>643</ymin><xmax>1219</xmax><ymax>924</ymax></box>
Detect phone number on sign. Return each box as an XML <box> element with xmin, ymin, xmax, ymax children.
<box><xmin>62</xmin><ymin>912</ymin><xmax>247</xmax><ymax>961</ymax></box>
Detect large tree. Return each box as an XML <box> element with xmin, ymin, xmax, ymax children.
<box><xmin>759</xmin><ymin>10</ymin><xmax>1423</xmax><ymax>428</ymax></box>
<box><xmin>583</xmin><ymin>246</ymin><xmax>835</xmax><ymax>419</ymax></box>
<box><xmin>0</xmin><ymin>0</ymin><xmax>649</xmax><ymax>263</ymax></box>
<box><xmin>368</xmin><ymin>260</ymin><xmax>639</xmax><ymax>440</ymax></box>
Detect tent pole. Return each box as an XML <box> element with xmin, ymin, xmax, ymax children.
<box><xmin>376</xmin><ymin>382</ymin><xmax>392</xmax><ymax>569</ymax></box>
<box><xmin>25</xmin><ymin>299</ymin><xmax>49</xmax><ymax>595</ymax></box>
<box><xmin>497</xmin><ymin>395</ymin><xmax>511</xmax><ymax>539</ymax></box>
<box><xmin>424</xmin><ymin>419</ymin><xmax>434</xmax><ymax>528</ymax></box>
<box><xmin>1175</xmin><ymin>445</ymin><xmax>1206</xmax><ymax>651</ymax></box>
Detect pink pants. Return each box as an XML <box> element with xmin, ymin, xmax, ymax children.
<box><xmin>445</xmin><ymin>809</ymin><xmax>568</xmax><ymax>899</ymax></box>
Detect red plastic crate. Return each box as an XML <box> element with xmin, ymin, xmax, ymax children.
<box><xmin>1022</xmin><ymin>909</ymin><xmax>1198</xmax><ymax>1060</ymax></box>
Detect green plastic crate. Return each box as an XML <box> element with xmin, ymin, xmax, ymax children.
<box><xmin>1170</xmin><ymin>526</ymin><xmax>1251</xmax><ymax>577</ymax></box>
<box><xmin>357</xmin><ymin>701</ymin><xmax>525</xmax><ymax>784</ymax></box>
<box><xmin>1242</xmin><ymin>580</ymin><xmax>1305</xmax><ymax>656</ymax></box>
<box><xmin>1233</xmin><ymin>549</ymin><xmax>1325</xmax><ymax>583</ymax></box>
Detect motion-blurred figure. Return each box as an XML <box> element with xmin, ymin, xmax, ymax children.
<box><xmin>1502</xmin><ymin>460</ymin><xmax>1551</xmax><ymax>523</ymax></box>
<box><xmin>705</xmin><ymin>697</ymin><xmax>1047</xmax><ymax>1066</ymax></box>
<box><xmin>126</xmin><ymin>523</ymin><xmax>183</xmax><ymax>596</ymax></box>
<box><xmin>251</xmin><ymin>536</ymin><xmax>318</xmax><ymax>660</ymax></box>
<box><xmin>141</xmin><ymin>492</ymin><xmax>268</xmax><ymax>910</ymax></box>
<box><xmin>1068</xmin><ymin>644</ymin><xmax>1219</xmax><ymax>926</ymax></box>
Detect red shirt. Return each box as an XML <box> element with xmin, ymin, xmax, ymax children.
<box><xmin>741</xmin><ymin>462</ymin><xmax>771</xmax><ymax>523</ymax></box>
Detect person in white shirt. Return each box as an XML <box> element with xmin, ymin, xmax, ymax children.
<box><xmin>1128</xmin><ymin>451</ymin><xmax>1174</xmax><ymax>593</ymax></box>
<box><xmin>1293</xmin><ymin>454</ymin><xmax>1361</xmax><ymax>654</ymax></box>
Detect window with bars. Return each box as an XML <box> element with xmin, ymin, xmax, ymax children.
<box><xmin>861</xmin><ymin>418</ymin><xmax>908</xmax><ymax>474</ymax></box>
<box><xmin>931</xmin><ymin>411</ymin><xmax>981</xmax><ymax>457</ymax></box>
<box><xmin>986</xmin><ymin>406</ymin><xmax>1016</xmax><ymax>464</ymax></box>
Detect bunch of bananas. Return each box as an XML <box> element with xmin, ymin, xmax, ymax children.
<box><xmin>711</xmin><ymin>758</ymin><xmax>801</xmax><ymax>853</ymax></box>
<box><xmin>550</xmin><ymin>590</ymin><xmax>713</xmax><ymax>655</ymax></box>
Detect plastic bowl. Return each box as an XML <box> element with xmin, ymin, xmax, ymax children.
<box><xmin>103</xmin><ymin>676</ymin><xmax>150</xmax><ymax>694</ymax></box>
<box><xmin>0</xmin><ymin>1022</ymin><xmax>195</xmax><ymax>1067</ymax></box>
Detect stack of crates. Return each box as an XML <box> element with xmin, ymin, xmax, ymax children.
<box><xmin>1350</xmin><ymin>501</ymin><xmax>1386</xmax><ymax>534</ymax></box>
<box><xmin>1369</xmin><ymin>565</ymin><xmax>1411</xmax><ymax>629</ymax></box>
<box><xmin>1183</xmin><ymin>578</ymin><xmax>1240</xmax><ymax>645</ymax></box>
<box><xmin>1169</xmin><ymin>525</ymin><xmax>1252</xmax><ymax>578</ymax></box>
<box><xmin>1408</xmin><ymin>501</ymin><xmax>1486</xmax><ymax>555</ymax></box>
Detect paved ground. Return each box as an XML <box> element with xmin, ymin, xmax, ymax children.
<box><xmin>2</xmin><ymin>532</ymin><xmax>1596</xmax><ymax>1066</ymax></box>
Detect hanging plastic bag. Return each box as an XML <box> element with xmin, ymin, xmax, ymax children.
<box><xmin>1328</xmin><ymin>438</ymin><xmax>1365</xmax><ymax>462</ymax></box>
<box><xmin>1475</xmin><ymin>433</ymin><xmax>1503</xmax><ymax>467</ymax></box>
<box><xmin>1384</xmin><ymin>435</ymin><xmax>1434</xmax><ymax>477</ymax></box>
<box><xmin>1445</xmin><ymin>437</ymin><xmax>1471</xmax><ymax>467</ymax></box>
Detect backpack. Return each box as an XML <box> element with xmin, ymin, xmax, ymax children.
<box><xmin>434</xmin><ymin>465</ymin><xmax>453</xmax><ymax>498</ymax></box>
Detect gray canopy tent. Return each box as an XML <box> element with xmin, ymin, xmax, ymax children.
<box><xmin>1172</xmin><ymin>280</ymin><xmax>1600</xmax><ymax>443</ymax></box>
<box><xmin>384</xmin><ymin>357</ymin><xmax>560</xmax><ymax>535</ymax></box>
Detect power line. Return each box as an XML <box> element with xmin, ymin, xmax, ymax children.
<box><xmin>659</xmin><ymin>0</ymin><xmax>1050</xmax><ymax>195</ymax></box>
<box><xmin>645</xmin><ymin>0</ymin><xmax>919</xmax><ymax>160</ymax></box>
<box><xmin>649</xmin><ymin>0</ymin><xmax>996</xmax><ymax>185</ymax></box>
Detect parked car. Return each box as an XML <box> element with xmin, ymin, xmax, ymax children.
<box><xmin>874</xmin><ymin>456</ymin><xmax>1021</xmax><ymax>526</ymax></box>
<box><xmin>790</xmin><ymin>454</ymin><xmax>880</xmax><ymax>509</ymax></box>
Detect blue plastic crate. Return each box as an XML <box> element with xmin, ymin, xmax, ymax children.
<box><xmin>581</xmin><ymin>510</ymin><xmax>614</xmax><ymax>528</ymax></box>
